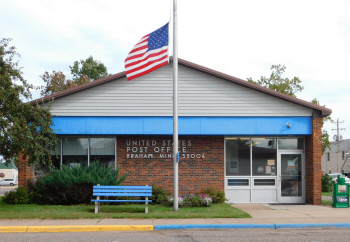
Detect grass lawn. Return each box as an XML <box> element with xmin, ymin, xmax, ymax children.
<box><xmin>321</xmin><ymin>200</ymin><xmax>332</xmax><ymax>206</ymax></box>
<box><xmin>322</xmin><ymin>192</ymin><xmax>332</xmax><ymax>196</ymax></box>
<box><xmin>0</xmin><ymin>197</ymin><xmax>251</xmax><ymax>220</ymax></box>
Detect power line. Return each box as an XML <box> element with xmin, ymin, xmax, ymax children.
<box><xmin>331</xmin><ymin>118</ymin><xmax>346</xmax><ymax>172</ymax></box>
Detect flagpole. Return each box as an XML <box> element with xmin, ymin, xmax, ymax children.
<box><xmin>173</xmin><ymin>0</ymin><xmax>179</xmax><ymax>211</ymax></box>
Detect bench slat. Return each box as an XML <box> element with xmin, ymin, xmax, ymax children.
<box><xmin>93</xmin><ymin>192</ymin><xmax>152</xmax><ymax>197</ymax></box>
<box><xmin>91</xmin><ymin>200</ymin><xmax>152</xmax><ymax>202</ymax></box>
<box><xmin>93</xmin><ymin>189</ymin><xmax>152</xmax><ymax>193</ymax></box>
<box><xmin>93</xmin><ymin>186</ymin><xmax>152</xmax><ymax>189</ymax></box>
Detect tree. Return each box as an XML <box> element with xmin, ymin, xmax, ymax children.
<box><xmin>40</xmin><ymin>71</ymin><xmax>68</xmax><ymax>97</ymax></box>
<box><xmin>248</xmin><ymin>64</ymin><xmax>304</xmax><ymax>97</ymax></box>
<box><xmin>40</xmin><ymin>71</ymin><xmax>92</xmax><ymax>97</ymax></box>
<box><xmin>248</xmin><ymin>65</ymin><xmax>331</xmax><ymax>155</ymax></box>
<box><xmin>70</xmin><ymin>56</ymin><xmax>108</xmax><ymax>82</ymax></box>
<box><xmin>40</xmin><ymin>56</ymin><xmax>109</xmax><ymax>97</ymax></box>
<box><xmin>0</xmin><ymin>38</ymin><xmax>57</xmax><ymax>167</ymax></box>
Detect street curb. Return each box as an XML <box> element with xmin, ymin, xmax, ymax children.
<box><xmin>276</xmin><ymin>223</ymin><xmax>350</xmax><ymax>229</ymax></box>
<box><xmin>0</xmin><ymin>225</ymin><xmax>154</xmax><ymax>233</ymax></box>
<box><xmin>183</xmin><ymin>224</ymin><xmax>275</xmax><ymax>230</ymax></box>
<box><xmin>2</xmin><ymin>223</ymin><xmax>350</xmax><ymax>232</ymax></box>
<box><xmin>155</xmin><ymin>224</ymin><xmax>275</xmax><ymax>230</ymax></box>
<box><xmin>154</xmin><ymin>225</ymin><xmax>183</xmax><ymax>230</ymax></box>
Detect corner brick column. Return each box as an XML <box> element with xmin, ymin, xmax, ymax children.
<box><xmin>305</xmin><ymin>116</ymin><xmax>322</xmax><ymax>205</ymax></box>
<box><xmin>17</xmin><ymin>153</ymin><xmax>34</xmax><ymax>187</ymax></box>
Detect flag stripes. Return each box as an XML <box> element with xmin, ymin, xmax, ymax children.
<box><xmin>125</xmin><ymin>23</ymin><xmax>169</xmax><ymax>81</ymax></box>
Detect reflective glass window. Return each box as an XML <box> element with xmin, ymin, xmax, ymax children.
<box><xmin>227</xmin><ymin>179</ymin><xmax>249</xmax><ymax>186</ymax></box>
<box><xmin>50</xmin><ymin>139</ymin><xmax>61</xmax><ymax>169</ymax></box>
<box><xmin>252</xmin><ymin>138</ymin><xmax>277</xmax><ymax>176</ymax></box>
<box><xmin>226</xmin><ymin>138</ymin><xmax>250</xmax><ymax>176</ymax></box>
<box><xmin>90</xmin><ymin>138</ymin><xmax>115</xmax><ymax>169</ymax></box>
<box><xmin>254</xmin><ymin>179</ymin><xmax>275</xmax><ymax>186</ymax></box>
<box><xmin>63</xmin><ymin>138</ymin><xmax>88</xmax><ymax>167</ymax></box>
<box><xmin>278</xmin><ymin>138</ymin><xmax>304</xmax><ymax>150</ymax></box>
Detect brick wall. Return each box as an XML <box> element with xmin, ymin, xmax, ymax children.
<box><xmin>117</xmin><ymin>136</ymin><xmax>225</xmax><ymax>194</ymax></box>
<box><xmin>305</xmin><ymin>116</ymin><xmax>322</xmax><ymax>205</ymax></box>
<box><xmin>17</xmin><ymin>153</ymin><xmax>34</xmax><ymax>187</ymax></box>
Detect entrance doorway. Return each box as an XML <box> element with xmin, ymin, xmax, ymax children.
<box><xmin>277</xmin><ymin>152</ymin><xmax>305</xmax><ymax>203</ymax></box>
<box><xmin>224</xmin><ymin>138</ymin><xmax>305</xmax><ymax>204</ymax></box>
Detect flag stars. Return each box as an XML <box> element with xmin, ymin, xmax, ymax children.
<box><xmin>147</xmin><ymin>23</ymin><xmax>169</xmax><ymax>52</ymax></box>
<box><xmin>125</xmin><ymin>22</ymin><xmax>169</xmax><ymax>81</ymax></box>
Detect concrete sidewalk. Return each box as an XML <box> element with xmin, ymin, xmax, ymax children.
<box><xmin>1</xmin><ymin>203</ymin><xmax>350</xmax><ymax>232</ymax></box>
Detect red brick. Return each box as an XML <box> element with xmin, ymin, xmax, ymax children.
<box><xmin>305</xmin><ymin>117</ymin><xmax>322</xmax><ymax>205</ymax></box>
<box><xmin>17</xmin><ymin>153</ymin><xmax>34</xmax><ymax>187</ymax></box>
<box><xmin>117</xmin><ymin>136</ymin><xmax>224</xmax><ymax>194</ymax></box>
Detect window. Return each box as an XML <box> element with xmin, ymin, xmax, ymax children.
<box><xmin>225</xmin><ymin>137</ymin><xmax>303</xmax><ymax>177</ymax></box>
<box><xmin>328</xmin><ymin>152</ymin><xmax>330</xmax><ymax>161</ymax></box>
<box><xmin>50</xmin><ymin>139</ymin><xmax>61</xmax><ymax>169</ymax></box>
<box><xmin>278</xmin><ymin>138</ymin><xmax>304</xmax><ymax>150</ymax></box>
<box><xmin>252</xmin><ymin>138</ymin><xmax>277</xmax><ymax>176</ymax></box>
<box><xmin>342</xmin><ymin>151</ymin><xmax>345</xmax><ymax>160</ymax></box>
<box><xmin>63</xmin><ymin>138</ymin><xmax>88</xmax><ymax>167</ymax></box>
<box><xmin>90</xmin><ymin>138</ymin><xmax>115</xmax><ymax>169</ymax></box>
<box><xmin>225</xmin><ymin>138</ymin><xmax>250</xmax><ymax>176</ymax></box>
<box><xmin>52</xmin><ymin>137</ymin><xmax>116</xmax><ymax>169</ymax></box>
<box><xmin>227</xmin><ymin>179</ymin><xmax>249</xmax><ymax>186</ymax></box>
<box><xmin>254</xmin><ymin>179</ymin><xmax>275</xmax><ymax>186</ymax></box>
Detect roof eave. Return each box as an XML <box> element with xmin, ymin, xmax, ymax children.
<box><xmin>31</xmin><ymin>57</ymin><xmax>332</xmax><ymax>118</ymax></box>
<box><xmin>174</xmin><ymin>58</ymin><xmax>332</xmax><ymax>118</ymax></box>
<box><xmin>30</xmin><ymin>71</ymin><xmax>126</xmax><ymax>105</ymax></box>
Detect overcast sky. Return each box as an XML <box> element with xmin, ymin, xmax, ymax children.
<box><xmin>1</xmin><ymin>0</ymin><xmax>350</xmax><ymax>141</ymax></box>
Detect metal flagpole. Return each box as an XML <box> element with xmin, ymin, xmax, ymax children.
<box><xmin>173</xmin><ymin>0</ymin><xmax>179</xmax><ymax>211</ymax></box>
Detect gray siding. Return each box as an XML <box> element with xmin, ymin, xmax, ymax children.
<box><xmin>48</xmin><ymin>65</ymin><xmax>313</xmax><ymax>117</ymax></box>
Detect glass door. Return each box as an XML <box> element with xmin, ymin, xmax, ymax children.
<box><xmin>277</xmin><ymin>152</ymin><xmax>305</xmax><ymax>203</ymax></box>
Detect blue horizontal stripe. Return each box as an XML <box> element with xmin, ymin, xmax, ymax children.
<box><xmin>93</xmin><ymin>186</ymin><xmax>152</xmax><ymax>189</ymax></box>
<box><xmin>155</xmin><ymin>223</ymin><xmax>350</xmax><ymax>230</ymax></box>
<box><xmin>155</xmin><ymin>225</ymin><xmax>183</xmax><ymax>230</ymax></box>
<box><xmin>182</xmin><ymin>224</ymin><xmax>275</xmax><ymax>230</ymax></box>
<box><xmin>52</xmin><ymin>116</ymin><xmax>312</xmax><ymax>135</ymax></box>
<box><xmin>93</xmin><ymin>193</ymin><xmax>152</xmax><ymax>196</ymax></box>
<box><xmin>276</xmin><ymin>223</ymin><xmax>350</xmax><ymax>229</ymax></box>
<box><xmin>91</xmin><ymin>200</ymin><xmax>152</xmax><ymax>203</ymax></box>
<box><xmin>93</xmin><ymin>190</ymin><xmax>152</xmax><ymax>193</ymax></box>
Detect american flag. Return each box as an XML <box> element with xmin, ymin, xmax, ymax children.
<box><xmin>124</xmin><ymin>23</ymin><xmax>169</xmax><ymax>81</ymax></box>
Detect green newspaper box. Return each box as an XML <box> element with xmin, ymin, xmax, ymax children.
<box><xmin>332</xmin><ymin>174</ymin><xmax>349</xmax><ymax>208</ymax></box>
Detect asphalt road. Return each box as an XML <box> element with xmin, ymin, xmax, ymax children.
<box><xmin>0</xmin><ymin>186</ymin><xmax>17</xmax><ymax>196</ymax></box>
<box><xmin>0</xmin><ymin>228</ymin><xmax>349</xmax><ymax>242</ymax></box>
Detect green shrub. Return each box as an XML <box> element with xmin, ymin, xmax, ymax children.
<box><xmin>200</xmin><ymin>186</ymin><xmax>227</xmax><ymax>203</ymax></box>
<box><xmin>322</xmin><ymin>173</ymin><xmax>333</xmax><ymax>192</ymax></box>
<box><xmin>27</xmin><ymin>161</ymin><xmax>127</xmax><ymax>205</ymax></box>
<box><xmin>150</xmin><ymin>185</ymin><xmax>171</xmax><ymax>204</ymax></box>
<box><xmin>166</xmin><ymin>193</ymin><xmax>213</xmax><ymax>207</ymax></box>
<box><xmin>185</xmin><ymin>193</ymin><xmax>202</xmax><ymax>207</ymax></box>
<box><xmin>3</xmin><ymin>186</ymin><xmax>31</xmax><ymax>204</ymax></box>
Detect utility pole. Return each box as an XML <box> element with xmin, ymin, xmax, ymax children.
<box><xmin>332</xmin><ymin>118</ymin><xmax>346</xmax><ymax>173</ymax></box>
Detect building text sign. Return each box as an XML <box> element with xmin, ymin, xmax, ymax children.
<box><xmin>125</xmin><ymin>139</ymin><xmax>205</xmax><ymax>159</ymax></box>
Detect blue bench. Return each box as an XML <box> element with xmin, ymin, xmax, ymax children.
<box><xmin>91</xmin><ymin>185</ymin><xmax>152</xmax><ymax>213</ymax></box>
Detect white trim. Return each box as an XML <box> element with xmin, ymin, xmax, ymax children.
<box><xmin>277</xmin><ymin>150</ymin><xmax>305</xmax><ymax>203</ymax></box>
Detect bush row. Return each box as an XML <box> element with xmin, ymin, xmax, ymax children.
<box><xmin>151</xmin><ymin>185</ymin><xmax>226</xmax><ymax>207</ymax></box>
<box><xmin>4</xmin><ymin>161</ymin><xmax>127</xmax><ymax>205</ymax></box>
<box><xmin>3</xmin><ymin>162</ymin><xmax>227</xmax><ymax>207</ymax></box>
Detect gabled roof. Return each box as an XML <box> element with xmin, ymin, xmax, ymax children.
<box><xmin>31</xmin><ymin>58</ymin><xmax>331</xmax><ymax>117</ymax></box>
<box><xmin>0</xmin><ymin>163</ymin><xmax>18</xmax><ymax>170</ymax></box>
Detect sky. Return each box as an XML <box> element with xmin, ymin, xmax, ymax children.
<box><xmin>1</xmin><ymin>0</ymin><xmax>350</xmax><ymax>141</ymax></box>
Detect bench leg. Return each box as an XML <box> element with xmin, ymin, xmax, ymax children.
<box><xmin>95</xmin><ymin>201</ymin><xmax>99</xmax><ymax>213</ymax></box>
<box><xmin>145</xmin><ymin>197</ymin><xmax>148</xmax><ymax>213</ymax></box>
<box><xmin>95</xmin><ymin>196</ymin><xmax>100</xmax><ymax>214</ymax></box>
